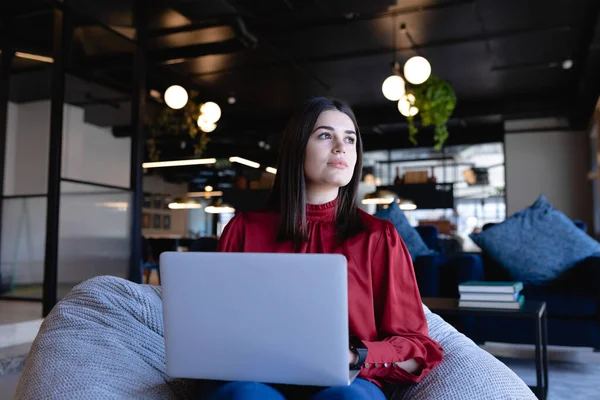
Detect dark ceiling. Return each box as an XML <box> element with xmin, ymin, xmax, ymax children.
<box><xmin>2</xmin><ymin>0</ymin><xmax>600</xmax><ymax>181</ymax></box>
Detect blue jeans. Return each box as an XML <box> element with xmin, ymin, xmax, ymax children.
<box><xmin>202</xmin><ymin>378</ymin><xmax>386</xmax><ymax>399</ymax></box>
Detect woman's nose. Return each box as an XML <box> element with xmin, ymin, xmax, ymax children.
<box><xmin>332</xmin><ymin>138</ymin><xmax>345</xmax><ymax>154</ymax></box>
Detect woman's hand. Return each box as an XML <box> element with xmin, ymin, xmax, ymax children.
<box><xmin>349</xmin><ymin>349</ymin><xmax>359</xmax><ymax>367</ymax></box>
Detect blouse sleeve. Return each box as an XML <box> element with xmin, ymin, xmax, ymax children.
<box><xmin>360</xmin><ymin>221</ymin><xmax>444</xmax><ymax>384</ymax></box>
<box><xmin>216</xmin><ymin>213</ymin><xmax>245</xmax><ymax>252</ymax></box>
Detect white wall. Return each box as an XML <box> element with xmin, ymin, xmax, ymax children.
<box><xmin>505</xmin><ymin>130</ymin><xmax>592</xmax><ymax>227</ymax></box>
<box><xmin>62</xmin><ymin>105</ymin><xmax>130</xmax><ymax>188</ymax></box>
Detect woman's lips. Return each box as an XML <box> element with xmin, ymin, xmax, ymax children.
<box><xmin>327</xmin><ymin>161</ymin><xmax>348</xmax><ymax>169</ymax></box>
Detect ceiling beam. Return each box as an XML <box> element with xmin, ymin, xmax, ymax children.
<box><xmin>209</xmin><ymin>0</ymin><xmax>331</xmax><ymax>90</ymax></box>
<box><xmin>297</xmin><ymin>25</ymin><xmax>572</xmax><ymax>63</ymax></box>
<box><xmin>350</xmin><ymin>96</ymin><xmax>568</xmax><ymax>129</ymax></box>
<box><xmin>0</xmin><ymin>1</ymin><xmax>53</xmax><ymax>21</ymax></box>
<box><xmin>86</xmin><ymin>38</ymin><xmax>250</xmax><ymax>72</ymax></box>
<box><xmin>147</xmin><ymin>15</ymin><xmax>257</xmax><ymax>51</ymax></box>
<box><xmin>361</xmin><ymin>122</ymin><xmax>505</xmax><ymax>152</ymax></box>
<box><xmin>146</xmin><ymin>16</ymin><xmax>236</xmax><ymax>37</ymax></box>
<box><xmin>252</xmin><ymin>0</ymin><xmax>475</xmax><ymax>33</ymax></box>
<box><xmin>191</xmin><ymin>24</ymin><xmax>573</xmax><ymax>78</ymax></box>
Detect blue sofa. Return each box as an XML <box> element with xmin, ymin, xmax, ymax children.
<box><xmin>469</xmin><ymin>221</ymin><xmax>600</xmax><ymax>350</ymax></box>
<box><xmin>419</xmin><ymin>222</ymin><xmax>600</xmax><ymax>350</ymax></box>
<box><xmin>412</xmin><ymin>226</ymin><xmax>484</xmax><ymax>299</ymax></box>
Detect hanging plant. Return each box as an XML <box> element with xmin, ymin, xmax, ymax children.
<box><xmin>146</xmin><ymin>90</ymin><xmax>211</xmax><ymax>161</ymax></box>
<box><xmin>407</xmin><ymin>75</ymin><xmax>457</xmax><ymax>150</ymax></box>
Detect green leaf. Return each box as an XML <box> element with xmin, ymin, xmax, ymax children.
<box><xmin>406</xmin><ymin>75</ymin><xmax>457</xmax><ymax>149</ymax></box>
<box><xmin>146</xmin><ymin>97</ymin><xmax>213</xmax><ymax>160</ymax></box>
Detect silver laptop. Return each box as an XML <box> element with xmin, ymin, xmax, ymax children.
<box><xmin>160</xmin><ymin>251</ymin><xmax>359</xmax><ymax>387</ymax></box>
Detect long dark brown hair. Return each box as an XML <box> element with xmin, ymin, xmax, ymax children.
<box><xmin>268</xmin><ymin>97</ymin><xmax>366</xmax><ymax>243</ymax></box>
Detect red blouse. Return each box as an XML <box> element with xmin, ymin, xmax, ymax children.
<box><xmin>217</xmin><ymin>198</ymin><xmax>443</xmax><ymax>387</ymax></box>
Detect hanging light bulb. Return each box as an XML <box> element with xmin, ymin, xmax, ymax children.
<box><xmin>381</xmin><ymin>75</ymin><xmax>406</xmax><ymax>101</ymax></box>
<box><xmin>197</xmin><ymin>114</ymin><xmax>217</xmax><ymax>133</ymax></box>
<box><xmin>199</xmin><ymin>102</ymin><xmax>222</xmax><ymax>123</ymax></box>
<box><xmin>164</xmin><ymin>85</ymin><xmax>189</xmax><ymax>110</ymax></box>
<box><xmin>403</xmin><ymin>56</ymin><xmax>431</xmax><ymax>85</ymax></box>
<box><xmin>398</xmin><ymin>94</ymin><xmax>419</xmax><ymax>117</ymax></box>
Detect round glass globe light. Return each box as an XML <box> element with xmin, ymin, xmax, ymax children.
<box><xmin>398</xmin><ymin>94</ymin><xmax>419</xmax><ymax>117</ymax></box>
<box><xmin>200</xmin><ymin>102</ymin><xmax>222</xmax><ymax>123</ymax></box>
<box><xmin>197</xmin><ymin>114</ymin><xmax>217</xmax><ymax>132</ymax></box>
<box><xmin>381</xmin><ymin>75</ymin><xmax>406</xmax><ymax>101</ymax></box>
<box><xmin>164</xmin><ymin>85</ymin><xmax>188</xmax><ymax>110</ymax></box>
<box><xmin>403</xmin><ymin>56</ymin><xmax>431</xmax><ymax>85</ymax></box>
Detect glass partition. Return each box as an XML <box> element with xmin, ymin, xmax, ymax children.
<box><xmin>0</xmin><ymin>196</ymin><xmax>47</xmax><ymax>298</ymax></box>
<box><xmin>57</xmin><ymin>181</ymin><xmax>131</xmax><ymax>299</ymax></box>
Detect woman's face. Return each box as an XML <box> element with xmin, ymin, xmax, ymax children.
<box><xmin>304</xmin><ymin>110</ymin><xmax>358</xmax><ymax>190</ymax></box>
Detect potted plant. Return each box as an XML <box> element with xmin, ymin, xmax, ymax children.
<box><xmin>407</xmin><ymin>76</ymin><xmax>457</xmax><ymax>150</ymax></box>
<box><xmin>146</xmin><ymin>91</ymin><xmax>211</xmax><ymax>162</ymax></box>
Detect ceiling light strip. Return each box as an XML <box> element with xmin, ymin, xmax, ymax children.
<box><xmin>205</xmin><ymin>205</ymin><xmax>236</xmax><ymax>214</ymax></box>
<box><xmin>168</xmin><ymin>203</ymin><xmax>203</xmax><ymax>210</ymax></box>
<box><xmin>229</xmin><ymin>157</ymin><xmax>260</xmax><ymax>168</ymax></box>
<box><xmin>142</xmin><ymin>158</ymin><xmax>217</xmax><ymax>168</ymax></box>
<box><xmin>15</xmin><ymin>52</ymin><xmax>54</xmax><ymax>63</ymax></box>
<box><xmin>187</xmin><ymin>191</ymin><xmax>224</xmax><ymax>198</ymax></box>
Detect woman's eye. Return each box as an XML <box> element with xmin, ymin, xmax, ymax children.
<box><xmin>345</xmin><ymin>137</ymin><xmax>355</xmax><ymax>144</ymax></box>
<box><xmin>318</xmin><ymin>132</ymin><xmax>331</xmax><ymax>139</ymax></box>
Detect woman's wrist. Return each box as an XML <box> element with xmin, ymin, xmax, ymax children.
<box><xmin>395</xmin><ymin>358</ymin><xmax>422</xmax><ymax>375</ymax></box>
<box><xmin>348</xmin><ymin>349</ymin><xmax>359</xmax><ymax>367</ymax></box>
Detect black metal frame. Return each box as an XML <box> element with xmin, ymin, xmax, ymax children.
<box><xmin>535</xmin><ymin>309</ymin><xmax>549</xmax><ymax>400</ymax></box>
<box><xmin>43</xmin><ymin>0</ymin><xmax>72</xmax><ymax>317</ymax></box>
<box><xmin>0</xmin><ymin>0</ymin><xmax>147</xmax><ymax>312</ymax></box>
<box><xmin>2</xmin><ymin>194</ymin><xmax>49</xmax><ymax>199</ymax></box>
<box><xmin>128</xmin><ymin>0</ymin><xmax>147</xmax><ymax>285</ymax></box>
<box><xmin>0</xmin><ymin>49</ymin><xmax>14</xmax><ymax>288</ymax></box>
<box><xmin>423</xmin><ymin>298</ymin><xmax>549</xmax><ymax>400</ymax></box>
<box><xmin>62</xmin><ymin>178</ymin><xmax>130</xmax><ymax>192</ymax></box>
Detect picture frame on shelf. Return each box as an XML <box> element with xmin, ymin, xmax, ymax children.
<box><xmin>153</xmin><ymin>214</ymin><xmax>161</xmax><ymax>229</ymax></box>
<box><xmin>142</xmin><ymin>213</ymin><xmax>150</xmax><ymax>229</ymax></box>
<box><xmin>163</xmin><ymin>215</ymin><xmax>171</xmax><ymax>230</ymax></box>
<box><xmin>153</xmin><ymin>194</ymin><xmax>163</xmax><ymax>209</ymax></box>
<box><xmin>164</xmin><ymin>196</ymin><xmax>172</xmax><ymax>210</ymax></box>
<box><xmin>143</xmin><ymin>193</ymin><xmax>152</xmax><ymax>209</ymax></box>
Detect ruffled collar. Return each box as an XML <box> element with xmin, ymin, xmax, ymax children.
<box><xmin>306</xmin><ymin>198</ymin><xmax>337</xmax><ymax>221</ymax></box>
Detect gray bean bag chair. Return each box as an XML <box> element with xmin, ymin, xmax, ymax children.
<box><xmin>15</xmin><ymin>276</ymin><xmax>536</xmax><ymax>399</ymax></box>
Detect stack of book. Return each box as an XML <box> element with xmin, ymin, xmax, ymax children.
<box><xmin>458</xmin><ymin>281</ymin><xmax>525</xmax><ymax>309</ymax></box>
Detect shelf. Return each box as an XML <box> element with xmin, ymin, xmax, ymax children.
<box><xmin>379</xmin><ymin>183</ymin><xmax>454</xmax><ymax>210</ymax></box>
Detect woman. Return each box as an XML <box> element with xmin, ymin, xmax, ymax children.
<box><xmin>207</xmin><ymin>97</ymin><xmax>443</xmax><ymax>399</ymax></box>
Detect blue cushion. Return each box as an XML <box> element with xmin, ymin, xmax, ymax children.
<box><xmin>415</xmin><ymin>225</ymin><xmax>440</xmax><ymax>251</ymax></box>
<box><xmin>375</xmin><ymin>204</ymin><xmax>437</xmax><ymax>260</ymax></box>
<box><xmin>470</xmin><ymin>195</ymin><xmax>600</xmax><ymax>285</ymax></box>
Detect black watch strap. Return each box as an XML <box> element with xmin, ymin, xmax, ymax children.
<box><xmin>349</xmin><ymin>336</ymin><xmax>368</xmax><ymax>370</ymax></box>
